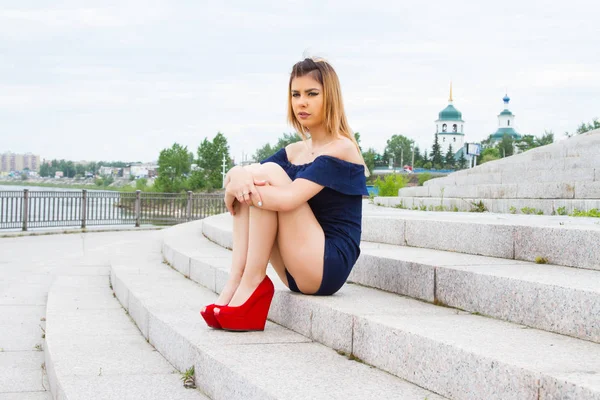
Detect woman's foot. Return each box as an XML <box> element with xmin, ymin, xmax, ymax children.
<box><xmin>226</xmin><ymin>274</ymin><xmax>267</xmax><ymax>308</ymax></box>
<box><xmin>214</xmin><ymin>276</ymin><xmax>274</xmax><ymax>331</ymax></box>
<box><xmin>200</xmin><ymin>275</ymin><xmax>242</xmax><ymax>328</ymax></box>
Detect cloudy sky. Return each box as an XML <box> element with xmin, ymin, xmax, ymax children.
<box><xmin>1</xmin><ymin>1</ymin><xmax>598</xmax><ymax>164</ymax></box>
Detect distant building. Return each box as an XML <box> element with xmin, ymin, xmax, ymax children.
<box><xmin>0</xmin><ymin>152</ymin><xmax>41</xmax><ymax>172</ymax></box>
<box><xmin>490</xmin><ymin>94</ymin><xmax>522</xmax><ymax>143</ymax></box>
<box><xmin>433</xmin><ymin>84</ymin><xmax>473</xmax><ymax>165</ymax></box>
<box><xmin>435</xmin><ymin>83</ymin><xmax>465</xmax><ymax>155</ymax></box>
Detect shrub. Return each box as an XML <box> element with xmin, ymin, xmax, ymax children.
<box><xmin>418</xmin><ymin>173</ymin><xmax>433</xmax><ymax>186</ymax></box>
<box><xmin>374</xmin><ymin>174</ymin><xmax>407</xmax><ymax>197</ymax></box>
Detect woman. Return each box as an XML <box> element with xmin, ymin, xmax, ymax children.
<box><xmin>201</xmin><ymin>57</ymin><xmax>369</xmax><ymax>331</ymax></box>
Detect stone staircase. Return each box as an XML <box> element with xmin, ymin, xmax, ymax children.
<box><xmin>383</xmin><ymin>128</ymin><xmax>600</xmax><ymax>215</ymax></box>
<box><xmin>41</xmin><ymin>204</ymin><xmax>600</xmax><ymax>398</ymax></box>
<box><xmin>155</xmin><ymin>207</ymin><xmax>599</xmax><ymax>399</ymax></box>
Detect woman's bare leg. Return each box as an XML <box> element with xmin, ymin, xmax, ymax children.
<box><xmin>225</xmin><ymin>203</ymin><xmax>278</xmax><ymax>307</ymax></box>
<box><xmin>205</xmin><ymin>201</ymin><xmax>250</xmax><ymax>307</ymax></box>
<box><xmin>222</xmin><ymin>162</ymin><xmax>325</xmax><ymax>308</ymax></box>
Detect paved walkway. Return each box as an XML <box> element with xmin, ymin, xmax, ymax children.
<box><xmin>0</xmin><ymin>230</ymin><xmax>161</xmax><ymax>399</ymax></box>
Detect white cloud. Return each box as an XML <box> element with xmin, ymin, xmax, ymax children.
<box><xmin>0</xmin><ymin>1</ymin><xmax>598</xmax><ymax>162</ymax></box>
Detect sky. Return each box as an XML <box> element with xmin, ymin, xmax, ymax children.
<box><xmin>1</xmin><ymin>1</ymin><xmax>599</xmax><ymax>164</ymax></box>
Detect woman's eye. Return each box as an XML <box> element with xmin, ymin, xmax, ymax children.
<box><xmin>292</xmin><ymin>93</ymin><xmax>299</xmax><ymax>97</ymax></box>
<box><xmin>309</xmin><ymin>92</ymin><xmax>317</xmax><ymax>96</ymax></box>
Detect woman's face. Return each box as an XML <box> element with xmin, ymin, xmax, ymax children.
<box><xmin>291</xmin><ymin>74</ymin><xmax>324</xmax><ymax>130</ymax></box>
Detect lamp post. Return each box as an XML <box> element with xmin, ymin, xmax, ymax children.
<box><xmin>221</xmin><ymin>154</ymin><xmax>227</xmax><ymax>188</ymax></box>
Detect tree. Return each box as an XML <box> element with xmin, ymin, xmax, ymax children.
<box><xmin>197</xmin><ymin>132</ymin><xmax>233</xmax><ymax>190</ymax></box>
<box><xmin>253</xmin><ymin>132</ymin><xmax>301</xmax><ymax>162</ymax></box>
<box><xmin>497</xmin><ymin>134</ymin><xmax>515</xmax><ymax>158</ymax></box>
<box><xmin>576</xmin><ymin>119</ymin><xmax>600</xmax><ymax>134</ymax></box>
<box><xmin>383</xmin><ymin>134</ymin><xmax>413</xmax><ymax>168</ymax></box>
<box><xmin>276</xmin><ymin>132</ymin><xmax>301</xmax><ymax>149</ymax></box>
<box><xmin>457</xmin><ymin>151</ymin><xmax>468</xmax><ymax>170</ymax></box>
<box><xmin>155</xmin><ymin>143</ymin><xmax>192</xmax><ymax>193</ymax></box>
<box><xmin>479</xmin><ymin>147</ymin><xmax>500</xmax><ymax>164</ymax></box>
<box><xmin>444</xmin><ymin>144</ymin><xmax>455</xmax><ymax>169</ymax></box>
<box><xmin>361</xmin><ymin>148</ymin><xmax>378</xmax><ymax>175</ymax></box>
<box><xmin>430</xmin><ymin>134</ymin><xmax>443</xmax><ymax>168</ymax></box>
<box><xmin>253</xmin><ymin>143</ymin><xmax>276</xmax><ymax>163</ymax></box>
<box><xmin>412</xmin><ymin>145</ymin><xmax>422</xmax><ymax>167</ymax></box>
<box><xmin>538</xmin><ymin>130</ymin><xmax>554</xmax><ymax>145</ymax></box>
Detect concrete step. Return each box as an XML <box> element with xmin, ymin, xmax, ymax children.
<box><xmin>163</xmin><ymin>220</ymin><xmax>600</xmax><ymax>400</ymax></box>
<box><xmin>408</xmin><ymin>181</ymin><xmax>600</xmax><ymax>200</ymax></box>
<box><xmin>202</xmin><ymin>206</ymin><xmax>600</xmax><ymax>271</ymax></box>
<box><xmin>355</xmin><ymin>242</ymin><xmax>600</xmax><ymax>343</ymax></box>
<box><xmin>112</xmin><ymin>242</ymin><xmax>445</xmax><ymax>400</ymax></box>
<box><xmin>192</xmin><ymin>217</ymin><xmax>600</xmax><ymax>343</ymax></box>
<box><xmin>378</xmin><ymin>196</ymin><xmax>600</xmax><ymax>216</ymax></box>
<box><xmin>45</xmin><ymin>274</ymin><xmax>209</xmax><ymax>400</ymax></box>
<box><xmin>360</xmin><ymin>202</ymin><xmax>600</xmax><ymax>270</ymax></box>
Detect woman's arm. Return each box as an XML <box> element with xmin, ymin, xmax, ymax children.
<box><xmin>250</xmin><ymin>179</ymin><xmax>323</xmax><ymax>212</ymax></box>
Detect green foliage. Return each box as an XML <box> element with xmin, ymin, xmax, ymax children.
<box><xmin>418</xmin><ymin>173</ymin><xmax>433</xmax><ymax>186</ymax></box>
<box><xmin>135</xmin><ymin>178</ymin><xmax>148</xmax><ymax>191</ymax></box>
<box><xmin>384</xmin><ymin>134</ymin><xmax>414</xmax><ymax>168</ymax></box>
<box><xmin>497</xmin><ymin>134</ymin><xmax>515</xmax><ymax>158</ymax></box>
<box><xmin>361</xmin><ymin>148</ymin><xmax>379</xmax><ymax>175</ymax></box>
<box><xmin>423</xmin><ymin>161</ymin><xmax>432</xmax><ymax>169</ymax></box>
<box><xmin>479</xmin><ymin>147</ymin><xmax>500</xmax><ymax>164</ymax></box>
<box><xmin>509</xmin><ymin>206</ymin><xmax>517</xmax><ymax>214</ymax></box>
<box><xmin>374</xmin><ymin>174</ymin><xmax>407</xmax><ymax>196</ymax></box>
<box><xmin>575</xmin><ymin>119</ymin><xmax>600</xmax><ymax>135</ymax></box>
<box><xmin>457</xmin><ymin>151</ymin><xmax>468</xmax><ymax>170</ymax></box>
<box><xmin>253</xmin><ymin>132</ymin><xmax>301</xmax><ymax>162</ymax></box>
<box><xmin>196</xmin><ymin>132</ymin><xmax>232</xmax><ymax>190</ymax></box>
<box><xmin>535</xmin><ymin>256</ymin><xmax>548</xmax><ymax>264</ymax></box>
<box><xmin>556</xmin><ymin>206</ymin><xmax>568</xmax><ymax>216</ymax></box>
<box><xmin>444</xmin><ymin>144</ymin><xmax>455</xmax><ymax>169</ymax></box>
<box><xmin>470</xmin><ymin>200</ymin><xmax>487</xmax><ymax>213</ymax></box>
<box><xmin>516</xmin><ymin>131</ymin><xmax>555</xmax><ymax>152</ymax></box>
<box><xmin>155</xmin><ymin>143</ymin><xmax>192</xmax><ymax>193</ymax></box>
<box><xmin>429</xmin><ymin>134</ymin><xmax>443</xmax><ymax>167</ymax></box>
<box><xmin>20</xmin><ymin>172</ymin><xmax>28</xmax><ymax>180</ymax></box>
<box><xmin>570</xmin><ymin>208</ymin><xmax>600</xmax><ymax>218</ymax></box>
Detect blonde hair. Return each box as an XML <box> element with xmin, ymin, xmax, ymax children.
<box><xmin>287</xmin><ymin>57</ymin><xmax>370</xmax><ymax>176</ymax></box>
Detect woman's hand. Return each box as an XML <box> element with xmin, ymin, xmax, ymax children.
<box><xmin>224</xmin><ymin>192</ymin><xmax>237</xmax><ymax>215</ymax></box>
<box><xmin>249</xmin><ymin>179</ymin><xmax>270</xmax><ymax>207</ymax></box>
<box><xmin>225</xmin><ymin>166</ymin><xmax>263</xmax><ymax>208</ymax></box>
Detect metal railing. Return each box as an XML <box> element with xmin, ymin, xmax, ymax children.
<box><xmin>0</xmin><ymin>190</ymin><xmax>226</xmax><ymax>231</ymax></box>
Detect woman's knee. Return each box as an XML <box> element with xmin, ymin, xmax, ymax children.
<box><xmin>255</xmin><ymin>162</ymin><xmax>292</xmax><ymax>185</ymax></box>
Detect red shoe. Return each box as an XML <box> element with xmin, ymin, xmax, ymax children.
<box><xmin>200</xmin><ymin>304</ymin><xmax>224</xmax><ymax>329</ymax></box>
<box><xmin>214</xmin><ymin>276</ymin><xmax>274</xmax><ymax>332</ymax></box>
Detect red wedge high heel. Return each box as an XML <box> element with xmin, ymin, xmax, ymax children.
<box><xmin>214</xmin><ymin>276</ymin><xmax>274</xmax><ymax>332</ymax></box>
<box><xmin>200</xmin><ymin>304</ymin><xmax>224</xmax><ymax>329</ymax></box>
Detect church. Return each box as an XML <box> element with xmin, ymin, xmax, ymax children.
<box><xmin>432</xmin><ymin>85</ymin><xmax>524</xmax><ymax>166</ymax></box>
<box><xmin>434</xmin><ymin>84</ymin><xmax>471</xmax><ymax>165</ymax></box>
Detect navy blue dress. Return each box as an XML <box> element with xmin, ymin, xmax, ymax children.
<box><xmin>260</xmin><ymin>147</ymin><xmax>368</xmax><ymax>295</ymax></box>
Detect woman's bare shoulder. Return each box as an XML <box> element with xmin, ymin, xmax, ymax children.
<box><xmin>285</xmin><ymin>140</ymin><xmax>306</xmax><ymax>159</ymax></box>
<box><xmin>328</xmin><ymin>136</ymin><xmax>363</xmax><ymax>164</ymax></box>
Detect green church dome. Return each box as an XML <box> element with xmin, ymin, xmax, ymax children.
<box><xmin>438</xmin><ymin>104</ymin><xmax>464</xmax><ymax>121</ymax></box>
<box><xmin>499</xmin><ymin>109</ymin><xmax>513</xmax><ymax>116</ymax></box>
<box><xmin>492</xmin><ymin>127</ymin><xmax>521</xmax><ymax>140</ymax></box>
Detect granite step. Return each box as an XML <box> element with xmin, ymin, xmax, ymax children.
<box><xmin>185</xmin><ymin>217</ymin><xmax>600</xmax><ymax>342</ymax></box>
<box><xmin>202</xmin><ymin>207</ymin><xmax>600</xmax><ymax>271</ymax></box>
<box><xmin>361</xmin><ymin>203</ymin><xmax>600</xmax><ymax>270</ymax></box>
<box><xmin>378</xmin><ymin>196</ymin><xmax>600</xmax><ymax>216</ymax></box>
<box><xmin>111</xmin><ymin>247</ymin><xmax>446</xmax><ymax>400</ymax></box>
<box><xmin>163</xmin><ymin>220</ymin><xmax>600</xmax><ymax>400</ymax></box>
<box><xmin>45</xmin><ymin>274</ymin><xmax>209</xmax><ymax>400</ymax></box>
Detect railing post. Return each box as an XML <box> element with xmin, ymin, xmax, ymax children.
<box><xmin>81</xmin><ymin>190</ymin><xmax>87</xmax><ymax>229</ymax></box>
<box><xmin>22</xmin><ymin>189</ymin><xmax>29</xmax><ymax>231</ymax></box>
<box><xmin>135</xmin><ymin>190</ymin><xmax>141</xmax><ymax>227</ymax></box>
<box><xmin>186</xmin><ymin>191</ymin><xmax>193</xmax><ymax>222</ymax></box>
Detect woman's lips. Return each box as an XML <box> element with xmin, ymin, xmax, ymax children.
<box><xmin>298</xmin><ymin>112</ymin><xmax>310</xmax><ymax>119</ymax></box>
